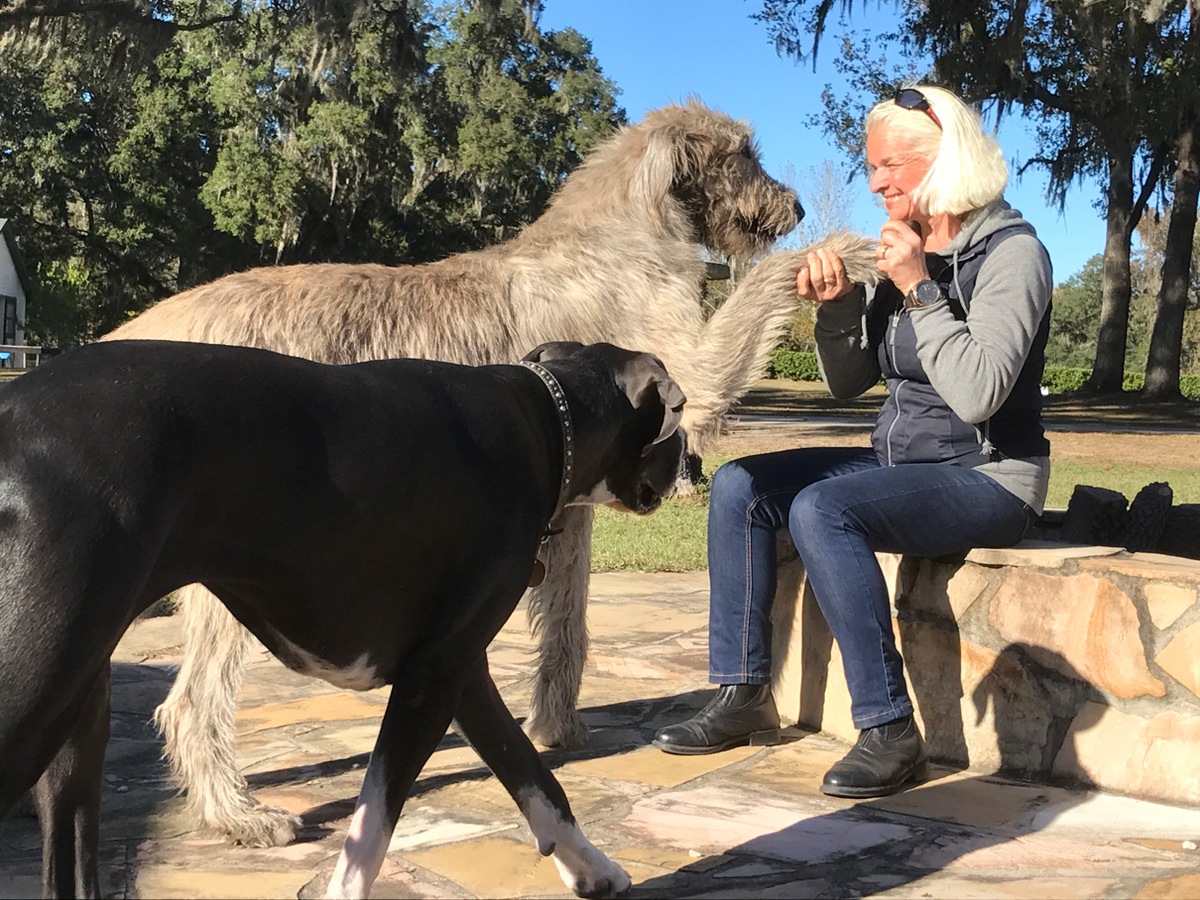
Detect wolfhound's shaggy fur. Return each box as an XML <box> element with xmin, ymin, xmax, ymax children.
<box><xmin>103</xmin><ymin>100</ymin><xmax>878</xmax><ymax>848</ymax></box>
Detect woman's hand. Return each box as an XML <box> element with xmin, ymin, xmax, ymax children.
<box><xmin>877</xmin><ymin>220</ymin><xmax>930</xmax><ymax>296</ymax></box>
<box><xmin>796</xmin><ymin>246</ymin><xmax>852</xmax><ymax>303</ymax></box>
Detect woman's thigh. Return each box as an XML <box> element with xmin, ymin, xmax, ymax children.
<box><xmin>790</xmin><ymin>462</ymin><xmax>1030</xmax><ymax>559</ymax></box>
<box><xmin>710</xmin><ymin>446</ymin><xmax>879</xmax><ymax>531</ymax></box>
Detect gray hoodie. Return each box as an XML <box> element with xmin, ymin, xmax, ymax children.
<box><xmin>815</xmin><ymin>200</ymin><xmax>1053</xmax><ymax>514</ymax></box>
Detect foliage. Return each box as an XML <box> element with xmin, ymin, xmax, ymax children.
<box><xmin>768</xmin><ymin>347</ymin><xmax>821</xmax><ymax>380</ymax></box>
<box><xmin>768</xmin><ymin>346</ymin><xmax>1200</xmax><ymax>398</ymax></box>
<box><xmin>753</xmin><ymin>0</ymin><xmax>1200</xmax><ymax>398</ymax></box>
<box><xmin>1040</xmin><ymin>365</ymin><xmax>1090</xmax><ymax>395</ymax></box>
<box><xmin>0</xmin><ymin>0</ymin><xmax>623</xmax><ymax>347</ymax></box>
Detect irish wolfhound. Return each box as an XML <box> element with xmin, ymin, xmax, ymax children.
<box><xmin>103</xmin><ymin>99</ymin><xmax>878</xmax><ymax>848</ymax></box>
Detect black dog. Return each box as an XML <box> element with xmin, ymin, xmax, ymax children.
<box><xmin>0</xmin><ymin>339</ymin><xmax>686</xmax><ymax>898</ymax></box>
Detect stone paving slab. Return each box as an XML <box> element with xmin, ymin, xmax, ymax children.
<box><xmin>4</xmin><ymin>571</ymin><xmax>1200</xmax><ymax>898</ymax></box>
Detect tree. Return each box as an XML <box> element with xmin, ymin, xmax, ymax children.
<box><xmin>1138</xmin><ymin>203</ymin><xmax>1200</xmax><ymax>376</ymax></box>
<box><xmin>1048</xmin><ymin>256</ymin><xmax>1107</xmax><ymax>370</ymax></box>
<box><xmin>1143</xmin><ymin>4</ymin><xmax>1200</xmax><ymax>399</ymax></box>
<box><xmin>0</xmin><ymin>0</ymin><xmax>623</xmax><ymax>347</ymax></box>
<box><xmin>755</xmin><ymin>0</ymin><xmax>1198</xmax><ymax>398</ymax></box>
<box><xmin>778</xmin><ymin>159</ymin><xmax>859</xmax><ymax>349</ymax></box>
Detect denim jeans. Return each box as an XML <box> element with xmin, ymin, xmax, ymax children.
<box><xmin>706</xmin><ymin>446</ymin><xmax>1030</xmax><ymax>729</ymax></box>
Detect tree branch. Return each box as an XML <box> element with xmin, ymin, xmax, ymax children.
<box><xmin>0</xmin><ymin>0</ymin><xmax>242</xmax><ymax>33</ymax></box>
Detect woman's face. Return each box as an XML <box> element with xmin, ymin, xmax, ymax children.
<box><xmin>866</xmin><ymin>123</ymin><xmax>932</xmax><ymax>223</ymax></box>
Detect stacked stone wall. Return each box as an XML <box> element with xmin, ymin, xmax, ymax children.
<box><xmin>770</xmin><ymin>540</ymin><xmax>1200</xmax><ymax>804</ymax></box>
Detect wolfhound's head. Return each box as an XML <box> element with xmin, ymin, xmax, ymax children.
<box><xmin>628</xmin><ymin>100</ymin><xmax>804</xmax><ymax>257</ymax></box>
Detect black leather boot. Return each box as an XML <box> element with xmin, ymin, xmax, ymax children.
<box><xmin>821</xmin><ymin>714</ymin><xmax>929</xmax><ymax>798</ymax></box>
<box><xmin>652</xmin><ymin>684</ymin><xmax>781</xmax><ymax>755</ymax></box>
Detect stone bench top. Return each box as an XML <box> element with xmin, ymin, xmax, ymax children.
<box><xmin>964</xmin><ymin>540</ymin><xmax>1200</xmax><ymax>584</ymax></box>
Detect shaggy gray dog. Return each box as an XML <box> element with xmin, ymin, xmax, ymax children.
<box><xmin>103</xmin><ymin>99</ymin><xmax>878</xmax><ymax>848</ymax></box>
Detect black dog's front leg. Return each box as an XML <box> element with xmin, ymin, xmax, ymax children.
<box><xmin>35</xmin><ymin>664</ymin><xmax>110</xmax><ymax>900</ymax></box>
<box><xmin>323</xmin><ymin>667</ymin><xmax>464</xmax><ymax>899</ymax></box>
<box><xmin>455</xmin><ymin>656</ymin><xmax>631</xmax><ymax>899</ymax></box>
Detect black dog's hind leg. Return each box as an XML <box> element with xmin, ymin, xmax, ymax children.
<box><xmin>454</xmin><ymin>656</ymin><xmax>631</xmax><ymax>898</ymax></box>
<box><xmin>34</xmin><ymin>663</ymin><xmax>111</xmax><ymax>899</ymax></box>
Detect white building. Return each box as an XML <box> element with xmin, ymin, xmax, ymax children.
<box><xmin>0</xmin><ymin>218</ymin><xmax>40</xmax><ymax>368</ymax></box>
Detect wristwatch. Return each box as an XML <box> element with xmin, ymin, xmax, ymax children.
<box><xmin>904</xmin><ymin>278</ymin><xmax>943</xmax><ymax>309</ymax></box>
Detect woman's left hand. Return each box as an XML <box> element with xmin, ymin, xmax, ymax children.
<box><xmin>796</xmin><ymin>246</ymin><xmax>852</xmax><ymax>303</ymax></box>
<box><xmin>877</xmin><ymin>220</ymin><xmax>930</xmax><ymax>296</ymax></box>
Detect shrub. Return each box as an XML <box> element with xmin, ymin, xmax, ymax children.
<box><xmin>1041</xmin><ymin>365</ymin><xmax>1200</xmax><ymax>399</ymax></box>
<box><xmin>768</xmin><ymin>351</ymin><xmax>1200</xmax><ymax>400</ymax></box>
<box><xmin>1041</xmin><ymin>365</ymin><xmax>1089</xmax><ymax>395</ymax></box>
<box><xmin>768</xmin><ymin>348</ymin><xmax>820</xmax><ymax>381</ymax></box>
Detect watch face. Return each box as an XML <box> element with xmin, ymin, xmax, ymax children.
<box><xmin>916</xmin><ymin>279</ymin><xmax>942</xmax><ymax>303</ymax></box>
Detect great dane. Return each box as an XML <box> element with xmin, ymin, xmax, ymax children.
<box><xmin>0</xmin><ymin>339</ymin><xmax>686</xmax><ymax>899</ymax></box>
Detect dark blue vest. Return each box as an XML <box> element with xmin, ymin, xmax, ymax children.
<box><xmin>866</xmin><ymin>225</ymin><xmax>1052</xmax><ymax>468</ymax></box>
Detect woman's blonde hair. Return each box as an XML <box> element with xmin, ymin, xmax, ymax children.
<box><xmin>865</xmin><ymin>84</ymin><xmax>1008</xmax><ymax>217</ymax></box>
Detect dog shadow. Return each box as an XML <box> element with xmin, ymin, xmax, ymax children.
<box><xmin>239</xmin><ymin>687</ymin><xmax>692</xmax><ymax>841</ymax></box>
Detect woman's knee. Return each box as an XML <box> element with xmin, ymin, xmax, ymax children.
<box><xmin>788</xmin><ymin>481</ymin><xmax>847</xmax><ymax>543</ymax></box>
<box><xmin>709</xmin><ymin>460</ymin><xmax>758</xmax><ymax>519</ymax></box>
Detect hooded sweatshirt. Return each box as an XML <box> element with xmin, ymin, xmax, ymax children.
<box><xmin>814</xmin><ymin>200</ymin><xmax>1053</xmax><ymax>514</ymax></box>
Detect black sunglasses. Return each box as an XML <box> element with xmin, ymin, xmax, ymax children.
<box><xmin>894</xmin><ymin>88</ymin><xmax>943</xmax><ymax>130</ymax></box>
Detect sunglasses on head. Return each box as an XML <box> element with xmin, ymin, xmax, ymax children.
<box><xmin>894</xmin><ymin>87</ymin><xmax>942</xmax><ymax>130</ymax></box>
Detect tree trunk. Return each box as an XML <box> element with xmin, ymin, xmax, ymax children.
<box><xmin>1144</xmin><ymin>119</ymin><xmax>1200</xmax><ymax>401</ymax></box>
<box><xmin>1087</xmin><ymin>150</ymin><xmax>1136</xmax><ymax>393</ymax></box>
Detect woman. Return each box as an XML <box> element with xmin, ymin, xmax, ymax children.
<box><xmin>652</xmin><ymin>85</ymin><xmax>1053</xmax><ymax>799</ymax></box>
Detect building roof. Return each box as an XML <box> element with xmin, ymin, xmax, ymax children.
<box><xmin>0</xmin><ymin>218</ymin><xmax>35</xmax><ymax>299</ymax></box>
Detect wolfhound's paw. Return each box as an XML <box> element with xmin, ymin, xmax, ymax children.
<box><xmin>215</xmin><ymin>804</ymin><xmax>302</xmax><ymax>848</ymax></box>
<box><xmin>524</xmin><ymin>711</ymin><xmax>590</xmax><ymax>749</ymax></box>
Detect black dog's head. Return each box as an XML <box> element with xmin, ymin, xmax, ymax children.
<box><xmin>522</xmin><ymin>341</ymin><xmax>686</xmax><ymax>515</ymax></box>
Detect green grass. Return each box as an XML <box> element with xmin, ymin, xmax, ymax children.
<box><xmin>592</xmin><ymin>500</ymin><xmax>709</xmax><ymax>572</ymax></box>
<box><xmin>1046</xmin><ymin>461</ymin><xmax>1200</xmax><ymax>510</ymax></box>
<box><xmin>592</xmin><ymin>458</ymin><xmax>1200</xmax><ymax>573</ymax></box>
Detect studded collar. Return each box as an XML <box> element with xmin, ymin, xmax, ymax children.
<box><xmin>519</xmin><ymin>361</ymin><xmax>574</xmax><ymax>523</ymax></box>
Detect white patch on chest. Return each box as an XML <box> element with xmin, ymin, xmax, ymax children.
<box><xmin>272</xmin><ymin>633</ymin><xmax>386</xmax><ymax>691</ymax></box>
<box><xmin>570</xmin><ymin>482</ymin><xmax>617</xmax><ymax>506</ymax></box>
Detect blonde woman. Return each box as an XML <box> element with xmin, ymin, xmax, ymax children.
<box><xmin>654</xmin><ymin>85</ymin><xmax>1053</xmax><ymax>799</ymax></box>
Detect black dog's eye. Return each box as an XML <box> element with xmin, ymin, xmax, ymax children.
<box><xmin>739</xmin><ymin>144</ymin><xmax>755</xmax><ymax>160</ymax></box>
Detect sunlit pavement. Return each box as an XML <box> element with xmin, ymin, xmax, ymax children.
<box><xmin>4</xmin><ymin>570</ymin><xmax>1200</xmax><ymax>899</ymax></box>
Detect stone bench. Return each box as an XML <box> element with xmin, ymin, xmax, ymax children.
<box><xmin>769</xmin><ymin>536</ymin><xmax>1200</xmax><ymax>805</ymax></box>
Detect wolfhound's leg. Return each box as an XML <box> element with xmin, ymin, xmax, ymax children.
<box><xmin>524</xmin><ymin>506</ymin><xmax>593</xmax><ymax>749</ymax></box>
<box><xmin>155</xmin><ymin>583</ymin><xmax>302</xmax><ymax>847</ymax></box>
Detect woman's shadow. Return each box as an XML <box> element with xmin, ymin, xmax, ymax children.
<box><xmin>630</xmin><ymin>553</ymin><xmax>1103</xmax><ymax>897</ymax></box>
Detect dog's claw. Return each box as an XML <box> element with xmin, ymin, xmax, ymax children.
<box><xmin>524</xmin><ymin>712</ymin><xmax>590</xmax><ymax>749</ymax></box>
<box><xmin>215</xmin><ymin>804</ymin><xmax>301</xmax><ymax>848</ymax></box>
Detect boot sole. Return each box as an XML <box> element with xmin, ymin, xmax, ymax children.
<box><xmin>651</xmin><ymin>728</ymin><xmax>782</xmax><ymax>756</ymax></box>
<box><xmin>819</xmin><ymin>758</ymin><xmax>931</xmax><ymax>799</ymax></box>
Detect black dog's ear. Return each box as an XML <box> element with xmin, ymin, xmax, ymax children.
<box><xmin>522</xmin><ymin>341</ymin><xmax>587</xmax><ymax>363</ymax></box>
<box><xmin>622</xmin><ymin>353</ymin><xmax>686</xmax><ymax>452</ymax></box>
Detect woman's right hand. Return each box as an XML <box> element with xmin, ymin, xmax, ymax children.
<box><xmin>796</xmin><ymin>246</ymin><xmax>851</xmax><ymax>302</ymax></box>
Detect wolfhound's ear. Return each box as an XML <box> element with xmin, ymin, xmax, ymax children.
<box><xmin>522</xmin><ymin>341</ymin><xmax>586</xmax><ymax>363</ymax></box>
<box><xmin>622</xmin><ymin>353</ymin><xmax>687</xmax><ymax>452</ymax></box>
<box><xmin>633</xmin><ymin>125</ymin><xmax>683</xmax><ymax>214</ymax></box>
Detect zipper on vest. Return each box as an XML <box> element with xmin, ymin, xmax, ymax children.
<box><xmin>886</xmin><ymin>309</ymin><xmax>903</xmax><ymax>467</ymax></box>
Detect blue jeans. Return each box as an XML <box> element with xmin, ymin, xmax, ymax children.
<box><xmin>706</xmin><ymin>447</ymin><xmax>1030</xmax><ymax>729</ymax></box>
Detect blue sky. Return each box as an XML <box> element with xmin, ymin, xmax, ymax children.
<box><xmin>539</xmin><ymin>0</ymin><xmax>1109</xmax><ymax>286</ymax></box>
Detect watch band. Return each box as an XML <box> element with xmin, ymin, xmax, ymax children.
<box><xmin>904</xmin><ymin>278</ymin><xmax>942</xmax><ymax>309</ymax></box>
